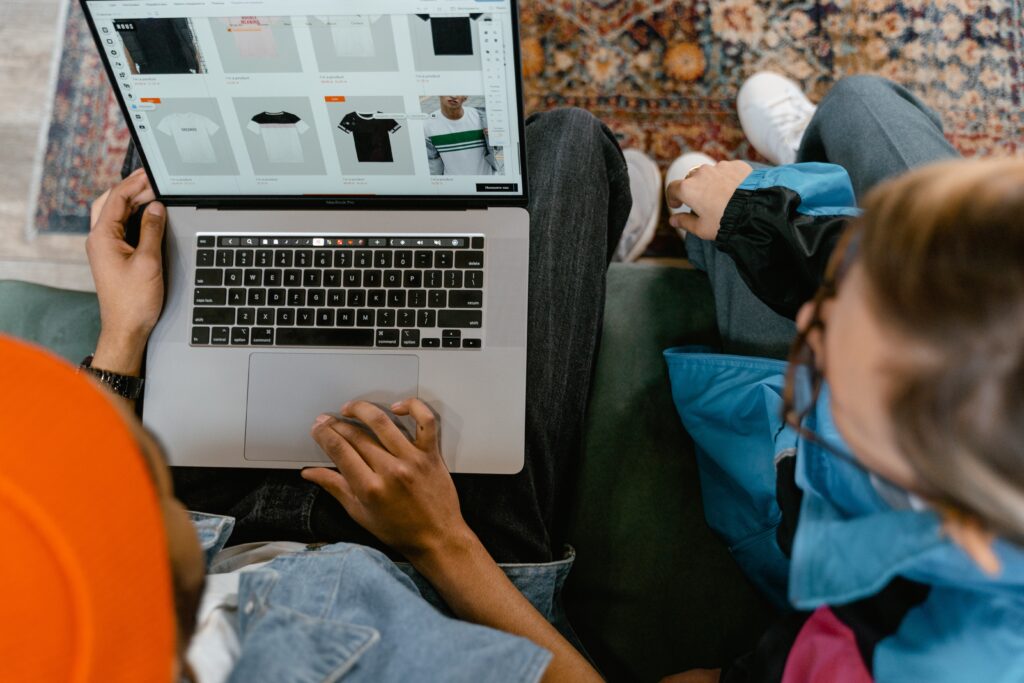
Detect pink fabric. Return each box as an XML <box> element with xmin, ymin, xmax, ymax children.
<box><xmin>782</xmin><ymin>607</ymin><xmax>874</xmax><ymax>683</ymax></box>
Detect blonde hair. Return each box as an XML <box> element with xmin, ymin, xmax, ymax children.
<box><xmin>858</xmin><ymin>158</ymin><xmax>1024</xmax><ymax>543</ymax></box>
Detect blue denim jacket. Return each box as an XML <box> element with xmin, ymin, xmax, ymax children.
<box><xmin>190</xmin><ymin>513</ymin><xmax>573</xmax><ymax>682</ymax></box>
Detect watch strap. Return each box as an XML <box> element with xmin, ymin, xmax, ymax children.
<box><xmin>79</xmin><ymin>355</ymin><xmax>145</xmax><ymax>401</ymax></box>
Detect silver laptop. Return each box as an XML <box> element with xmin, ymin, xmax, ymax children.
<box><xmin>82</xmin><ymin>0</ymin><xmax>530</xmax><ymax>473</ymax></box>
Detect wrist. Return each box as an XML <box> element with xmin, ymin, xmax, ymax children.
<box><xmin>407</xmin><ymin>524</ymin><xmax>485</xmax><ymax>580</ymax></box>
<box><xmin>93</xmin><ymin>329</ymin><xmax>149</xmax><ymax>376</ymax></box>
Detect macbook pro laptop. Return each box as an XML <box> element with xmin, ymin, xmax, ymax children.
<box><xmin>81</xmin><ymin>0</ymin><xmax>530</xmax><ymax>473</ymax></box>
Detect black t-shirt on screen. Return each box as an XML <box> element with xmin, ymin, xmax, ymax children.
<box><xmin>415</xmin><ymin>14</ymin><xmax>482</xmax><ymax>56</ymax></box>
<box><xmin>339</xmin><ymin>112</ymin><xmax>401</xmax><ymax>163</ymax></box>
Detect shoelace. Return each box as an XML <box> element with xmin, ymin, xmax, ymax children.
<box><xmin>762</xmin><ymin>93</ymin><xmax>815</xmax><ymax>159</ymax></box>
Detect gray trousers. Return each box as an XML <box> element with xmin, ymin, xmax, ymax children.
<box><xmin>688</xmin><ymin>75</ymin><xmax>960</xmax><ymax>359</ymax></box>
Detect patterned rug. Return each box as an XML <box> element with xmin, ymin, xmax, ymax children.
<box><xmin>32</xmin><ymin>0</ymin><xmax>1023</xmax><ymax>235</ymax></box>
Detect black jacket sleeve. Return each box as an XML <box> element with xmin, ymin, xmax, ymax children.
<box><xmin>713</xmin><ymin>187</ymin><xmax>851</xmax><ymax>320</ymax></box>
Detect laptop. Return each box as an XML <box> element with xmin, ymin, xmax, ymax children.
<box><xmin>81</xmin><ymin>0</ymin><xmax>530</xmax><ymax>473</ymax></box>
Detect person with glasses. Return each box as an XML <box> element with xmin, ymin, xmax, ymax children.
<box><xmin>658</xmin><ymin>75</ymin><xmax>1024</xmax><ymax>683</ymax></box>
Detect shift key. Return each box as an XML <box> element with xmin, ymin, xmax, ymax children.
<box><xmin>193</xmin><ymin>307</ymin><xmax>235</xmax><ymax>325</ymax></box>
<box><xmin>438</xmin><ymin>310</ymin><xmax>482</xmax><ymax>328</ymax></box>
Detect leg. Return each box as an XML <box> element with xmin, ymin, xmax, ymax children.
<box><xmin>797</xmin><ymin>75</ymin><xmax>960</xmax><ymax>199</ymax></box>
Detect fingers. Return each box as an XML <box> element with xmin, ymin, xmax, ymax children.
<box><xmin>92</xmin><ymin>171</ymin><xmax>155</xmax><ymax>240</ymax></box>
<box><xmin>135</xmin><ymin>202</ymin><xmax>166</xmax><ymax>260</ymax></box>
<box><xmin>390</xmin><ymin>398</ymin><xmax>438</xmax><ymax>450</ymax></box>
<box><xmin>301</xmin><ymin>467</ymin><xmax>358</xmax><ymax>508</ymax></box>
<box><xmin>669</xmin><ymin>212</ymin><xmax>699</xmax><ymax>234</ymax></box>
<box><xmin>310</xmin><ymin>416</ymin><xmax>380</xmax><ymax>489</ymax></box>
<box><xmin>91</xmin><ymin>190</ymin><xmax>111</xmax><ymax>231</ymax></box>
<box><xmin>341</xmin><ymin>401</ymin><xmax>414</xmax><ymax>459</ymax></box>
<box><xmin>665</xmin><ymin>179</ymin><xmax>684</xmax><ymax>208</ymax></box>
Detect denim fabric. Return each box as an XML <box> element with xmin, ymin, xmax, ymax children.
<box><xmin>191</xmin><ymin>511</ymin><xmax>236</xmax><ymax>566</ymax></box>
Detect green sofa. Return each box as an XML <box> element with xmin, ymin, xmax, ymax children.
<box><xmin>0</xmin><ymin>264</ymin><xmax>773</xmax><ymax>682</ymax></box>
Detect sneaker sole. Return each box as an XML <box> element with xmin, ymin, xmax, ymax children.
<box><xmin>621</xmin><ymin>150</ymin><xmax>662</xmax><ymax>262</ymax></box>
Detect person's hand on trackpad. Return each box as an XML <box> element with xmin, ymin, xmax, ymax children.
<box><xmin>303</xmin><ymin>399</ymin><xmax>475</xmax><ymax>563</ymax></box>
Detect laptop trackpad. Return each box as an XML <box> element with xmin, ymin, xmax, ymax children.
<box><xmin>244</xmin><ymin>353</ymin><xmax>419</xmax><ymax>463</ymax></box>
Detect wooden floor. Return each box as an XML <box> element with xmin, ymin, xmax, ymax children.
<box><xmin>0</xmin><ymin>0</ymin><xmax>94</xmax><ymax>291</ymax></box>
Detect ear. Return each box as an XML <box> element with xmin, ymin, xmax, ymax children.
<box><xmin>795</xmin><ymin>301</ymin><xmax>826</xmax><ymax>369</ymax></box>
<box><xmin>940</xmin><ymin>506</ymin><xmax>1001</xmax><ymax>576</ymax></box>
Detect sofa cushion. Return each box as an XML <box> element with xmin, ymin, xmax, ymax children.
<box><xmin>0</xmin><ymin>281</ymin><xmax>100</xmax><ymax>364</ymax></box>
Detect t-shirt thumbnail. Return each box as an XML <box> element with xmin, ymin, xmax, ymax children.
<box><xmin>247</xmin><ymin>111</ymin><xmax>309</xmax><ymax>163</ymax></box>
<box><xmin>415</xmin><ymin>14</ymin><xmax>482</xmax><ymax>56</ymax></box>
<box><xmin>156</xmin><ymin>112</ymin><xmax>220</xmax><ymax>164</ymax></box>
<box><xmin>223</xmin><ymin>16</ymin><xmax>279</xmax><ymax>59</ymax></box>
<box><xmin>424</xmin><ymin>107</ymin><xmax>494</xmax><ymax>175</ymax></box>
<box><xmin>114</xmin><ymin>17</ymin><xmax>203</xmax><ymax>74</ymax></box>
<box><xmin>315</xmin><ymin>15</ymin><xmax>380</xmax><ymax>58</ymax></box>
<box><xmin>339</xmin><ymin>112</ymin><xmax>401</xmax><ymax>163</ymax></box>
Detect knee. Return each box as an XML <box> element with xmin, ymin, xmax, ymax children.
<box><xmin>822</xmin><ymin>75</ymin><xmax>894</xmax><ymax>108</ymax></box>
<box><xmin>531</xmin><ymin>107</ymin><xmax>606</xmax><ymax>145</ymax></box>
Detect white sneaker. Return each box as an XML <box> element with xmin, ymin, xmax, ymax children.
<box><xmin>664</xmin><ymin>151</ymin><xmax>716</xmax><ymax>239</ymax></box>
<box><xmin>737</xmin><ymin>72</ymin><xmax>817</xmax><ymax>166</ymax></box>
<box><xmin>614</xmin><ymin>149</ymin><xmax>662</xmax><ymax>262</ymax></box>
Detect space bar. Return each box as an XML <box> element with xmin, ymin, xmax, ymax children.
<box><xmin>275</xmin><ymin>328</ymin><xmax>375</xmax><ymax>347</ymax></box>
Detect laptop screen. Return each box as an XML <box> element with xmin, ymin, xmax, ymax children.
<box><xmin>81</xmin><ymin>0</ymin><xmax>525</xmax><ymax>202</ymax></box>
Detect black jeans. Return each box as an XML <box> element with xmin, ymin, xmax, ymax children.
<box><xmin>155</xmin><ymin>109</ymin><xmax>631</xmax><ymax>564</ymax></box>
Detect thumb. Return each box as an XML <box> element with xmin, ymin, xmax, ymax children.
<box><xmin>136</xmin><ymin>202</ymin><xmax>166</xmax><ymax>257</ymax></box>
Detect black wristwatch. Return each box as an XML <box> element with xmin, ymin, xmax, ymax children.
<box><xmin>79</xmin><ymin>355</ymin><xmax>145</xmax><ymax>400</ymax></box>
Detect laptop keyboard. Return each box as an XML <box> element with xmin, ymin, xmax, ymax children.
<box><xmin>190</xmin><ymin>234</ymin><xmax>484</xmax><ymax>349</ymax></box>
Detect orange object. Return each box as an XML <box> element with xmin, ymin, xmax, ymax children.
<box><xmin>324</xmin><ymin>96</ymin><xmax>347</xmax><ymax>102</ymax></box>
<box><xmin>0</xmin><ymin>336</ymin><xmax>175</xmax><ymax>682</ymax></box>
<box><xmin>140</xmin><ymin>98</ymin><xmax>162</xmax><ymax>104</ymax></box>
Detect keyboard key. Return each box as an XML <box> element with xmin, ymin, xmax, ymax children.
<box><xmin>244</xmin><ymin>269</ymin><xmax>262</xmax><ymax>286</ymax></box>
<box><xmin>374</xmin><ymin>251</ymin><xmax>393</xmax><ymax>268</ymax></box>
<box><xmin>276</xmin><ymin>308</ymin><xmax>295</xmax><ymax>326</ymax></box>
<box><xmin>435</xmin><ymin>251</ymin><xmax>453</xmax><ymax>268</ymax></box>
<box><xmin>471</xmin><ymin>236</ymin><xmax>484</xmax><ymax>249</ymax></box>
<box><xmin>288</xmin><ymin>289</ymin><xmax>306</xmax><ymax>306</ymax></box>
<box><xmin>336</xmin><ymin>309</ymin><xmax>355</xmax><ymax>326</ymax></box>
<box><xmin>462</xmin><ymin>338</ymin><xmax>482</xmax><ymax>348</ymax></box>
<box><xmin>348</xmin><ymin>289</ymin><xmax>366</xmax><ymax>307</ymax></box>
<box><xmin>401</xmin><ymin>329</ymin><xmax>421</xmax><ymax>347</ymax></box>
<box><xmin>276</xmin><ymin>328</ymin><xmax>374</xmax><ymax>347</ymax></box>
<box><xmin>455</xmin><ymin>251</ymin><xmax>484</xmax><ymax>268</ymax></box>
<box><xmin>355</xmin><ymin>250</ymin><xmax>372</xmax><ymax>267</ymax></box>
<box><xmin>334</xmin><ymin>251</ymin><xmax>352</xmax><ymax>268</ymax></box>
<box><xmin>364</xmin><ymin>269</ymin><xmax>383</xmax><ymax>287</ymax></box>
<box><xmin>383</xmin><ymin>270</ymin><xmax>401</xmax><ymax>287</ymax></box>
<box><xmin>247</xmin><ymin>289</ymin><xmax>266</xmax><ymax>306</ymax></box>
<box><xmin>256</xmin><ymin>249</ymin><xmax>273</xmax><ymax>267</ymax></box>
<box><xmin>428</xmin><ymin>291</ymin><xmax>447</xmax><ymax>308</ymax></box>
<box><xmin>388</xmin><ymin>290</ymin><xmax>406</xmax><ymax>307</ymax></box>
<box><xmin>316</xmin><ymin>309</ymin><xmax>334</xmax><ymax>326</ymax></box>
<box><xmin>198</xmin><ymin>235</ymin><xmax>215</xmax><ymax>247</ymax></box>
<box><xmin>442</xmin><ymin>337</ymin><xmax>461</xmax><ymax>348</ymax></box>
<box><xmin>465</xmin><ymin>270</ymin><xmax>484</xmax><ymax>288</ymax></box>
<box><xmin>395</xmin><ymin>250</ymin><xmax>413</xmax><ymax>268</ymax></box>
<box><xmin>408</xmin><ymin>290</ymin><xmax>427</xmax><ymax>308</ymax></box>
<box><xmin>257</xmin><ymin>308</ymin><xmax>275</xmax><ymax>325</ymax></box>
<box><xmin>191</xmin><ymin>326</ymin><xmax>210</xmax><ymax>345</ymax></box>
<box><xmin>444</xmin><ymin>271</ymin><xmax>463</xmax><ymax>288</ymax></box>
<box><xmin>376</xmin><ymin>309</ymin><xmax>396</xmax><ymax>327</ymax></box>
<box><xmin>211</xmin><ymin>327</ymin><xmax>230</xmax><ymax>345</ymax></box>
<box><xmin>415</xmin><ymin>251</ymin><xmax>432</xmax><ymax>268</ymax></box>
<box><xmin>327</xmin><ymin>289</ymin><xmax>345</xmax><ymax>306</ymax></box>
<box><xmin>251</xmin><ymin>327</ymin><xmax>274</xmax><ymax>345</ymax></box>
<box><xmin>216</xmin><ymin>250</ymin><xmax>234</xmax><ymax>267</ymax></box>
<box><xmin>197</xmin><ymin>249</ymin><xmax>215</xmax><ymax>267</ymax></box>
<box><xmin>438</xmin><ymin>310</ymin><xmax>482</xmax><ymax>328</ymax></box>
<box><xmin>324</xmin><ymin>270</ymin><xmax>342</xmax><ymax>287</ymax></box>
<box><xmin>376</xmin><ymin>329</ymin><xmax>400</xmax><ymax>347</ymax></box>
<box><xmin>343</xmin><ymin>270</ymin><xmax>362</xmax><ymax>287</ymax></box>
<box><xmin>297</xmin><ymin>309</ymin><xmax>315</xmax><ymax>326</ymax></box>
<box><xmin>284</xmin><ymin>269</ymin><xmax>301</xmax><ymax>287</ymax></box>
<box><xmin>194</xmin><ymin>288</ymin><xmax>226</xmax><ymax>305</ymax></box>
<box><xmin>231</xmin><ymin>327</ymin><xmax>249</xmax><ymax>345</ymax></box>
<box><xmin>404</xmin><ymin>270</ymin><xmax>423</xmax><ymax>288</ymax></box>
<box><xmin>296</xmin><ymin>250</ymin><xmax>312</xmax><ymax>267</ymax></box>
<box><xmin>315</xmin><ymin>250</ymin><xmax>332</xmax><ymax>267</ymax></box>
<box><xmin>237</xmin><ymin>308</ymin><xmax>255</xmax><ymax>325</ymax></box>
<box><xmin>422</xmin><ymin>337</ymin><xmax>440</xmax><ymax>348</ymax></box>
<box><xmin>274</xmin><ymin>250</ymin><xmax>293</xmax><ymax>267</ymax></box>
<box><xmin>217</xmin><ymin>236</ymin><xmax>239</xmax><ymax>247</ymax></box>
<box><xmin>225</xmin><ymin>269</ymin><xmax>243</xmax><ymax>287</ymax></box>
<box><xmin>368</xmin><ymin>290</ymin><xmax>386</xmax><ymax>307</ymax></box>
<box><xmin>425</xmin><ymin>270</ymin><xmax>443</xmax><ymax>288</ymax></box>
<box><xmin>303</xmin><ymin>270</ymin><xmax>322</xmax><ymax>287</ymax></box>
<box><xmin>356</xmin><ymin>310</ymin><xmax>374</xmax><ymax>327</ymax></box>
<box><xmin>195</xmin><ymin>269</ymin><xmax>223</xmax><ymax>286</ymax></box>
<box><xmin>398</xmin><ymin>309</ymin><xmax>415</xmax><ymax>328</ymax></box>
<box><xmin>236</xmin><ymin>250</ymin><xmax>254</xmax><ymax>267</ymax></box>
<box><xmin>307</xmin><ymin>289</ymin><xmax>326</xmax><ymax>307</ymax></box>
<box><xmin>268</xmin><ymin>289</ymin><xmax>286</xmax><ymax>306</ymax></box>
<box><xmin>264</xmin><ymin>269</ymin><xmax>282</xmax><ymax>286</ymax></box>
<box><xmin>442</xmin><ymin>329</ymin><xmax>462</xmax><ymax>339</ymax></box>
<box><xmin>449</xmin><ymin>291</ymin><xmax>483</xmax><ymax>308</ymax></box>
<box><xmin>417</xmin><ymin>309</ymin><xmax>436</xmax><ymax>328</ymax></box>
<box><xmin>228</xmin><ymin>288</ymin><xmax>246</xmax><ymax>306</ymax></box>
